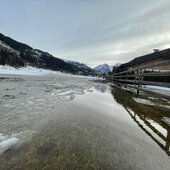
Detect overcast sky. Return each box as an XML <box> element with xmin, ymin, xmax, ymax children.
<box><xmin>0</xmin><ymin>0</ymin><xmax>170</xmax><ymax>67</ymax></box>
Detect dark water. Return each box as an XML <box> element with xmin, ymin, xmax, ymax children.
<box><xmin>0</xmin><ymin>75</ymin><xmax>170</xmax><ymax>170</ymax></box>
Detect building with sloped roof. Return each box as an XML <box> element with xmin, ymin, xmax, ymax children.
<box><xmin>118</xmin><ymin>48</ymin><xmax>170</xmax><ymax>72</ymax></box>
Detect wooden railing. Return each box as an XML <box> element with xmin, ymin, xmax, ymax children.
<box><xmin>107</xmin><ymin>60</ymin><xmax>170</xmax><ymax>99</ymax></box>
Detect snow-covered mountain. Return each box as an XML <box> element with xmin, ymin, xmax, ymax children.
<box><xmin>0</xmin><ymin>33</ymin><xmax>97</xmax><ymax>76</ymax></box>
<box><xmin>112</xmin><ymin>63</ymin><xmax>121</xmax><ymax>72</ymax></box>
<box><xmin>65</xmin><ymin>60</ymin><xmax>91</xmax><ymax>69</ymax></box>
<box><xmin>94</xmin><ymin>63</ymin><xmax>122</xmax><ymax>74</ymax></box>
<box><xmin>113</xmin><ymin>63</ymin><xmax>121</xmax><ymax>68</ymax></box>
<box><xmin>64</xmin><ymin>60</ymin><xmax>98</xmax><ymax>75</ymax></box>
<box><xmin>112</xmin><ymin>63</ymin><xmax>121</xmax><ymax>68</ymax></box>
<box><xmin>94</xmin><ymin>64</ymin><xmax>111</xmax><ymax>74</ymax></box>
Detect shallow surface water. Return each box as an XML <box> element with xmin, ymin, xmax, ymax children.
<box><xmin>0</xmin><ymin>74</ymin><xmax>170</xmax><ymax>170</ymax></box>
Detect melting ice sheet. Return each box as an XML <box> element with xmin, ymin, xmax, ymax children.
<box><xmin>0</xmin><ymin>75</ymin><xmax>170</xmax><ymax>169</ymax></box>
<box><xmin>0</xmin><ymin>74</ymin><xmax>97</xmax><ymax>155</ymax></box>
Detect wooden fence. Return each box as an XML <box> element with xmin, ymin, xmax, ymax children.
<box><xmin>107</xmin><ymin>60</ymin><xmax>170</xmax><ymax>99</ymax></box>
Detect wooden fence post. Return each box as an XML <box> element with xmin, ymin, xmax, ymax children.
<box><xmin>137</xmin><ymin>70</ymin><xmax>140</xmax><ymax>96</ymax></box>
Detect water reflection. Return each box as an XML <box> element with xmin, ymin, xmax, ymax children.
<box><xmin>93</xmin><ymin>84</ymin><xmax>108</xmax><ymax>93</ymax></box>
<box><xmin>111</xmin><ymin>87</ymin><xmax>170</xmax><ymax>156</ymax></box>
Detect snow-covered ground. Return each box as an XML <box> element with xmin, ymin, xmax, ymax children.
<box><xmin>145</xmin><ymin>85</ymin><xmax>170</xmax><ymax>92</ymax></box>
<box><xmin>0</xmin><ymin>65</ymin><xmax>99</xmax><ymax>79</ymax></box>
<box><xmin>163</xmin><ymin>117</ymin><xmax>170</xmax><ymax>125</ymax></box>
<box><xmin>133</xmin><ymin>98</ymin><xmax>155</xmax><ymax>106</ymax></box>
<box><xmin>0</xmin><ymin>65</ymin><xmax>66</xmax><ymax>76</ymax></box>
<box><xmin>143</xmin><ymin>85</ymin><xmax>170</xmax><ymax>96</ymax></box>
<box><xmin>133</xmin><ymin>97</ymin><xmax>170</xmax><ymax>109</ymax></box>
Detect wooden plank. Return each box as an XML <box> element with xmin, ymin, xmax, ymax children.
<box><xmin>112</xmin><ymin>71</ymin><xmax>170</xmax><ymax>78</ymax></box>
<box><xmin>112</xmin><ymin>60</ymin><xmax>170</xmax><ymax>76</ymax></box>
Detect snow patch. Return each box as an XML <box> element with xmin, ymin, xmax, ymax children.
<box><xmin>133</xmin><ymin>98</ymin><xmax>155</xmax><ymax>106</ymax></box>
<box><xmin>0</xmin><ymin>65</ymin><xmax>67</xmax><ymax>76</ymax></box>
<box><xmin>145</xmin><ymin>85</ymin><xmax>170</xmax><ymax>92</ymax></box>
<box><xmin>94</xmin><ymin>64</ymin><xmax>111</xmax><ymax>74</ymax></box>
<box><xmin>163</xmin><ymin>117</ymin><xmax>170</xmax><ymax>125</ymax></box>
<box><xmin>133</xmin><ymin>97</ymin><xmax>170</xmax><ymax>109</ymax></box>
<box><xmin>0</xmin><ymin>134</ymin><xmax>20</xmax><ymax>154</ymax></box>
<box><xmin>0</xmin><ymin>41</ymin><xmax>19</xmax><ymax>55</ymax></box>
<box><xmin>0</xmin><ymin>65</ymin><xmax>99</xmax><ymax>79</ymax></box>
<box><xmin>65</xmin><ymin>60</ymin><xmax>91</xmax><ymax>69</ymax></box>
<box><xmin>144</xmin><ymin>85</ymin><xmax>170</xmax><ymax>96</ymax></box>
<box><xmin>0</xmin><ymin>130</ymin><xmax>36</xmax><ymax>155</ymax></box>
<box><xmin>0</xmin><ymin>40</ymin><xmax>11</xmax><ymax>50</ymax></box>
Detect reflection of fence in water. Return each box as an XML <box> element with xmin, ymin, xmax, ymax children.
<box><xmin>125</xmin><ymin>107</ymin><xmax>170</xmax><ymax>156</ymax></box>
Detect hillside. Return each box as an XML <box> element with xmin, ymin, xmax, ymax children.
<box><xmin>0</xmin><ymin>33</ymin><xmax>97</xmax><ymax>76</ymax></box>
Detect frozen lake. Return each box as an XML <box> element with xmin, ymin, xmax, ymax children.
<box><xmin>0</xmin><ymin>74</ymin><xmax>169</xmax><ymax>170</ymax></box>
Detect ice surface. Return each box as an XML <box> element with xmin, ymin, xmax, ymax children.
<box><xmin>0</xmin><ymin>74</ymin><xmax>98</xmax><ymax>155</ymax></box>
<box><xmin>0</xmin><ymin>134</ymin><xmax>8</xmax><ymax>142</ymax></box>
<box><xmin>0</xmin><ymin>74</ymin><xmax>170</xmax><ymax>169</ymax></box>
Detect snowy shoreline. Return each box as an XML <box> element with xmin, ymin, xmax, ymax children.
<box><xmin>0</xmin><ymin>65</ymin><xmax>69</xmax><ymax>76</ymax></box>
<box><xmin>0</xmin><ymin>65</ymin><xmax>98</xmax><ymax>79</ymax></box>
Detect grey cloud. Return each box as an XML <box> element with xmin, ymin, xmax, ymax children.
<box><xmin>0</xmin><ymin>0</ymin><xmax>170</xmax><ymax>67</ymax></box>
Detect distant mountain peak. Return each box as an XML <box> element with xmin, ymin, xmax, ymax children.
<box><xmin>94</xmin><ymin>64</ymin><xmax>111</xmax><ymax>74</ymax></box>
<box><xmin>113</xmin><ymin>63</ymin><xmax>121</xmax><ymax>67</ymax></box>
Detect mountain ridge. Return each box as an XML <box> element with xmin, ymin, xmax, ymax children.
<box><xmin>0</xmin><ymin>33</ymin><xmax>97</xmax><ymax>76</ymax></box>
<box><xmin>94</xmin><ymin>64</ymin><xmax>111</xmax><ymax>74</ymax></box>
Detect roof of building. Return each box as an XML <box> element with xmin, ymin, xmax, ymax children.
<box><xmin>120</xmin><ymin>48</ymin><xmax>170</xmax><ymax>69</ymax></box>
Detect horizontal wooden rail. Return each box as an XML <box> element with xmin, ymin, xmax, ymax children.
<box><xmin>107</xmin><ymin>59</ymin><xmax>170</xmax><ymax>99</ymax></box>
<box><xmin>112</xmin><ymin>60</ymin><xmax>170</xmax><ymax>76</ymax></box>
<box><xmin>112</xmin><ymin>71</ymin><xmax>170</xmax><ymax>78</ymax></box>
